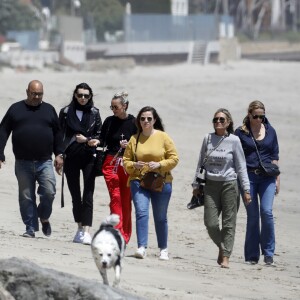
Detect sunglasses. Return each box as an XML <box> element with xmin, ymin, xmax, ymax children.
<box><xmin>212</xmin><ymin>117</ymin><xmax>226</xmax><ymax>124</ymax></box>
<box><xmin>140</xmin><ymin>116</ymin><xmax>153</xmax><ymax>122</ymax></box>
<box><xmin>252</xmin><ymin>114</ymin><xmax>265</xmax><ymax>120</ymax></box>
<box><xmin>77</xmin><ymin>93</ymin><xmax>90</xmax><ymax>99</ymax></box>
<box><xmin>110</xmin><ymin>105</ymin><xmax>121</xmax><ymax>110</ymax></box>
<box><xmin>29</xmin><ymin>91</ymin><xmax>43</xmax><ymax>97</ymax></box>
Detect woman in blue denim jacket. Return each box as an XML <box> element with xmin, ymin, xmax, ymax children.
<box><xmin>235</xmin><ymin>100</ymin><xmax>280</xmax><ymax>266</ymax></box>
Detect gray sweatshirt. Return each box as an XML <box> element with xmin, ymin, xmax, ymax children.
<box><xmin>192</xmin><ymin>133</ymin><xmax>250</xmax><ymax>191</ymax></box>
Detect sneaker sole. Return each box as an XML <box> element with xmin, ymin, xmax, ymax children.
<box><xmin>22</xmin><ymin>233</ymin><xmax>35</xmax><ymax>238</ymax></box>
<box><xmin>134</xmin><ymin>253</ymin><xmax>146</xmax><ymax>259</ymax></box>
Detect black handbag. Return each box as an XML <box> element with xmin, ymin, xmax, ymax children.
<box><xmin>259</xmin><ymin>162</ymin><xmax>280</xmax><ymax>177</ymax></box>
<box><xmin>187</xmin><ymin>192</ymin><xmax>204</xmax><ymax>209</ymax></box>
<box><xmin>94</xmin><ymin>120</ymin><xmax>111</xmax><ymax>177</ymax></box>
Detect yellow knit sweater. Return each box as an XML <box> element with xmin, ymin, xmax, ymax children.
<box><xmin>123</xmin><ymin>130</ymin><xmax>179</xmax><ymax>184</ymax></box>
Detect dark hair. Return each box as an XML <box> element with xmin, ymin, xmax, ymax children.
<box><xmin>241</xmin><ymin>100</ymin><xmax>265</xmax><ymax>134</ymax></box>
<box><xmin>71</xmin><ymin>82</ymin><xmax>94</xmax><ymax>105</ymax></box>
<box><xmin>112</xmin><ymin>91</ymin><xmax>129</xmax><ymax>111</ymax></box>
<box><xmin>213</xmin><ymin>108</ymin><xmax>234</xmax><ymax>134</ymax></box>
<box><xmin>136</xmin><ymin>106</ymin><xmax>164</xmax><ymax>132</ymax></box>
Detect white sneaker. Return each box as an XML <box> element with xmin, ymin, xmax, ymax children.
<box><xmin>159</xmin><ymin>248</ymin><xmax>169</xmax><ymax>261</ymax></box>
<box><xmin>82</xmin><ymin>232</ymin><xmax>92</xmax><ymax>245</ymax></box>
<box><xmin>134</xmin><ymin>246</ymin><xmax>146</xmax><ymax>259</ymax></box>
<box><xmin>73</xmin><ymin>229</ymin><xmax>84</xmax><ymax>243</ymax></box>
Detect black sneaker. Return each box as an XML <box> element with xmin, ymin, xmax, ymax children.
<box><xmin>247</xmin><ymin>257</ymin><xmax>259</xmax><ymax>265</ymax></box>
<box><xmin>264</xmin><ymin>256</ymin><xmax>274</xmax><ymax>265</ymax></box>
<box><xmin>22</xmin><ymin>231</ymin><xmax>35</xmax><ymax>238</ymax></box>
<box><xmin>41</xmin><ymin>221</ymin><xmax>52</xmax><ymax>237</ymax></box>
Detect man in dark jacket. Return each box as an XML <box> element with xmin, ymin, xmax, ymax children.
<box><xmin>0</xmin><ymin>80</ymin><xmax>63</xmax><ymax>238</ymax></box>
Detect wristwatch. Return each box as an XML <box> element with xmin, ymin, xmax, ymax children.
<box><xmin>245</xmin><ymin>190</ymin><xmax>250</xmax><ymax>194</ymax></box>
<box><xmin>58</xmin><ymin>154</ymin><xmax>64</xmax><ymax>158</ymax></box>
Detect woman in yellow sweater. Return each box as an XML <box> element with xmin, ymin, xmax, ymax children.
<box><xmin>123</xmin><ymin>106</ymin><xmax>179</xmax><ymax>260</ymax></box>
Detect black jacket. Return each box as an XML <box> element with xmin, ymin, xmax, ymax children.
<box><xmin>59</xmin><ymin>105</ymin><xmax>102</xmax><ymax>153</ymax></box>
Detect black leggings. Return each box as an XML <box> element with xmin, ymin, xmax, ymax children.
<box><xmin>64</xmin><ymin>153</ymin><xmax>95</xmax><ymax>226</ymax></box>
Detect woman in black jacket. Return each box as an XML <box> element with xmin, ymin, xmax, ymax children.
<box><xmin>59</xmin><ymin>83</ymin><xmax>102</xmax><ymax>245</ymax></box>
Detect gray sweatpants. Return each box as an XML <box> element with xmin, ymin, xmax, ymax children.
<box><xmin>204</xmin><ymin>179</ymin><xmax>238</xmax><ymax>257</ymax></box>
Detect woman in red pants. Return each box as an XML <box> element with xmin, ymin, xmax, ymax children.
<box><xmin>99</xmin><ymin>91</ymin><xmax>137</xmax><ymax>244</ymax></box>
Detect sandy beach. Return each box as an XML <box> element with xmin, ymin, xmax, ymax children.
<box><xmin>0</xmin><ymin>60</ymin><xmax>299</xmax><ymax>299</ymax></box>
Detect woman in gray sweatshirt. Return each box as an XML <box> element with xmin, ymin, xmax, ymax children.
<box><xmin>192</xmin><ymin>108</ymin><xmax>251</xmax><ymax>268</ymax></box>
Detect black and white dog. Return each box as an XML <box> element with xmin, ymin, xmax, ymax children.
<box><xmin>91</xmin><ymin>214</ymin><xmax>125</xmax><ymax>287</ymax></box>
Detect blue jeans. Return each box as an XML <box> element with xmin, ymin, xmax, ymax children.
<box><xmin>15</xmin><ymin>159</ymin><xmax>56</xmax><ymax>233</ymax></box>
<box><xmin>130</xmin><ymin>180</ymin><xmax>172</xmax><ymax>249</ymax></box>
<box><xmin>244</xmin><ymin>172</ymin><xmax>276</xmax><ymax>261</ymax></box>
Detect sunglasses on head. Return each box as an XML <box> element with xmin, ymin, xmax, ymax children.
<box><xmin>252</xmin><ymin>114</ymin><xmax>265</xmax><ymax>120</ymax></box>
<box><xmin>140</xmin><ymin>116</ymin><xmax>153</xmax><ymax>122</ymax></box>
<box><xmin>77</xmin><ymin>93</ymin><xmax>90</xmax><ymax>99</ymax></box>
<box><xmin>212</xmin><ymin>117</ymin><xmax>226</xmax><ymax>124</ymax></box>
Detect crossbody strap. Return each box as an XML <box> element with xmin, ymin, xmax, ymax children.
<box><xmin>249</xmin><ymin>132</ymin><xmax>264</xmax><ymax>166</ymax></box>
<box><xmin>133</xmin><ymin>132</ymin><xmax>141</xmax><ymax>162</ymax></box>
<box><xmin>200</xmin><ymin>133</ymin><xmax>227</xmax><ymax>173</ymax></box>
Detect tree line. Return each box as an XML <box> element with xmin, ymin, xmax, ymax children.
<box><xmin>0</xmin><ymin>0</ymin><xmax>299</xmax><ymax>41</ymax></box>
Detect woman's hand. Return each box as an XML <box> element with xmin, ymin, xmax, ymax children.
<box><xmin>120</xmin><ymin>139</ymin><xmax>128</xmax><ymax>149</ymax></box>
<box><xmin>88</xmin><ymin>139</ymin><xmax>100</xmax><ymax>147</ymax></box>
<box><xmin>133</xmin><ymin>161</ymin><xmax>146</xmax><ymax>170</ymax></box>
<box><xmin>193</xmin><ymin>188</ymin><xmax>203</xmax><ymax>197</ymax></box>
<box><xmin>76</xmin><ymin>134</ymin><xmax>87</xmax><ymax>143</ymax></box>
<box><xmin>244</xmin><ymin>192</ymin><xmax>252</xmax><ymax>205</ymax></box>
<box><xmin>148</xmin><ymin>161</ymin><xmax>161</xmax><ymax>170</ymax></box>
<box><xmin>275</xmin><ymin>176</ymin><xmax>280</xmax><ymax>195</ymax></box>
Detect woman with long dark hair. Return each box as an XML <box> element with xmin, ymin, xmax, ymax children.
<box><xmin>59</xmin><ymin>83</ymin><xmax>102</xmax><ymax>245</ymax></box>
<box><xmin>123</xmin><ymin>106</ymin><xmax>179</xmax><ymax>260</ymax></box>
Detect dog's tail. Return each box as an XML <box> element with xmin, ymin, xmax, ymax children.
<box><xmin>102</xmin><ymin>214</ymin><xmax>120</xmax><ymax>227</ymax></box>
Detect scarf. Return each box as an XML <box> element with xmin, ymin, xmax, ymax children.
<box><xmin>66</xmin><ymin>100</ymin><xmax>93</xmax><ymax>136</ymax></box>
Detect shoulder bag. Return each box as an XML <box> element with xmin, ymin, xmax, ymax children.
<box><xmin>134</xmin><ymin>133</ymin><xmax>165</xmax><ymax>192</ymax></box>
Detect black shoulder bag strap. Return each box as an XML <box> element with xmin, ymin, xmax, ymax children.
<box><xmin>133</xmin><ymin>132</ymin><xmax>141</xmax><ymax>162</ymax></box>
<box><xmin>249</xmin><ymin>132</ymin><xmax>264</xmax><ymax>167</ymax></box>
<box><xmin>200</xmin><ymin>133</ymin><xmax>227</xmax><ymax>173</ymax></box>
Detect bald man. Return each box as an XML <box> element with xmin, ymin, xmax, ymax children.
<box><xmin>0</xmin><ymin>80</ymin><xmax>64</xmax><ymax>238</ymax></box>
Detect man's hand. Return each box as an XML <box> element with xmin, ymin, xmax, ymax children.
<box><xmin>54</xmin><ymin>155</ymin><xmax>64</xmax><ymax>175</ymax></box>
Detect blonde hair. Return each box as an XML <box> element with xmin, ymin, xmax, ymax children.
<box><xmin>112</xmin><ymin>91</ymin><xmax>129</xmax><ymax>110</ymax></box>
<box><xmin>214</xmin><ymin>108</ymin><xmax>234</xmax><ymax>134</ymax></box>
<box><xmin>241</xmin><ymin>100</ymin><xmax>265</xmax><ymax>134</ymax></box>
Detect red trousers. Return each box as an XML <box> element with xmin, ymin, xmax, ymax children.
<box><xmin>102</xmin><ymin>154</ymin><xmax>132</xmax><ymax>244</ymax></box>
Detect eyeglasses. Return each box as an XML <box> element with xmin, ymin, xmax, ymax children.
<box><xmin>110</xmin><ymin>105</ymin><xmax>121</xmax><ymax>110</ymax></box>
<box><xmin>140</xmin><ymin>117</ymin><xmax>153</xmax><ymax>122</ymax></box>
<box><xmin>29</xmin><ymin>91</ymin><xmax>43</xmax><ymax>97</ymax></box>
<box><xmin>77</xmin><ymin>93</ymin><xmax>90</xmax><ymax>99</ymax></box>
<box><xmin>212</xmin><ymin>117</ymin><xmax>226</xmax><ymax>124</ymax></box>
<box><xmin>252</xmin><ymin>114</ymin><xmax>265</xmax><ymax>120</ymax></box>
